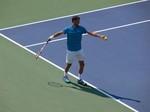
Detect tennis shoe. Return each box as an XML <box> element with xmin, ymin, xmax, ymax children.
<box><xmin>63</xmin><ymin>76</ymin><xmax>71</xmax><ymax>83</ymax></box>
<box><xmin>77</xmin><ymin>79</ymin><xmax>87</xmax><ymax>86</ymax></box>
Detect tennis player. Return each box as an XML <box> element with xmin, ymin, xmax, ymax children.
<box><xmin>48</xmin><ymin>16</ymin><xmax>107</xmax><ymax>86</ymax></box>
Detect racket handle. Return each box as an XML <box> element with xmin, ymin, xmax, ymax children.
<box><xmin>46</xmin><ymin>40</ymin><xmax>49</xmax><ymax>44</ymax></box>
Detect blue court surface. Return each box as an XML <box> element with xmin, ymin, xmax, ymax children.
<box><xmin>1</xmin><ymin>1</ymin><xmax>150</xmax><ymax>112</ymax></box>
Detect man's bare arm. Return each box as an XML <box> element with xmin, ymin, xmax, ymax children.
<box><xmin>87</xmin><ymin>31</ymin><xmax>107</xmax><ymax>40</ymax></box>
<box><xmin>48</xmin><ymin>31</ymin><xmax>63</xmax><ymax>41</ymax></box>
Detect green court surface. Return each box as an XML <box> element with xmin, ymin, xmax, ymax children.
<box><xmin>0</xmin><ymin>35</ymin><xmax>134</xmax><ymax>112</ymax></box>
<box><xmin>0</xmin><ymin>0</ymin><xmax>137</xmax><ymax>29</ymax></box>
<box><xmin>0</xmin><ymin>0</ymin><xmax>139</xmax><ymax>111</ymax></box>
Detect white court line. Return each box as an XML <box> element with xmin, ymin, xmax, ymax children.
<box><xmin>25</xmin><ymin>19</ymin><xmax>150</xmax><ymax>48</ymax></box>
<box><xmin>0</xmin><ymin>33</ymin><xmax>139</xmax><ymax>112</ymax></box>
<box><xmin>94</xmin><ymin>19</ymin><xmax>150</xmax><ymax>33</ymax></box>
<box><xmin>25</xmin><ymin>38</ymin><xmax>67</xmax><ymax>48</ymax></box>
<box><xmin>0</xmin><ymin>0</ymin><xmax>148</xmax><ymax>31</ymax></box>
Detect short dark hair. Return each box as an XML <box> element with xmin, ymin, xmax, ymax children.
<box><xmin>72</xmin><ymin>16</ymin><xmax>80</xmax><ymax>22</ymax></box>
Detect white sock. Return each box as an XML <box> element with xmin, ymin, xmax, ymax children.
<box><xmin>64</xmin><ymin>72</ymin><xmax>68</xmax><ymax>77</ymax></box>
<box><xmin>78</xmin><ymin>73</ymin><xmax>82</xmax><ymax>80</ymax></box>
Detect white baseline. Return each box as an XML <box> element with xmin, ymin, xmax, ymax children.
<box><xmin>0</xmin><ymin>0</ymin><xmax>148</xmax><ymax>31</ymax></box>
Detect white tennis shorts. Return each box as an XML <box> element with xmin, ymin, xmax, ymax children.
<box><xmin>66</xmin><ymin>50</ymin><xmax>85</xmax><ymax>64</ymax></box>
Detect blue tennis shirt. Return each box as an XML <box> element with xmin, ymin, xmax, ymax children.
<box><xmin>63</xmin><ymin>25</ymin><xmax>88</xmax><ymax>51</ymax></box>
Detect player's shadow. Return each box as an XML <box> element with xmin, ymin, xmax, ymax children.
<box><xmin>48</xmin><ymin>81</ymin><xmax>140</xmax><ymax>103</ymax></box>
<box><xmin>98</xmin><ymin>88</ymin><xmax>141</xmax><ymax>103</ymax></box>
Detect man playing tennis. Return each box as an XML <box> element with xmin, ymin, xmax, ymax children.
<box><xmin>48</xmin><ymin>16</ymin><xmax>107</xmax><ymax>86</ymax></box>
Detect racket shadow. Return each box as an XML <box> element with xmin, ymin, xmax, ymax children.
<box><xmin>48</xmin><ymin>81</ymin><xmax>108</xmax><ymax>98</ymax></box>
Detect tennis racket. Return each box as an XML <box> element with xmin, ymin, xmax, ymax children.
<box><xmin>35</xmin><ymin>41</ymin><xmax>48</xmax><ymax>59</ymax></box>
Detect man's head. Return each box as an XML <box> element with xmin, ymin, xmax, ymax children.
<box><xmin>72</xmin><ymin>16</ymin><xmax>80</xmax><ymax>27</ymax></box>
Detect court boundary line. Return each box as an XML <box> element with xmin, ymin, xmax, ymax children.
<box><xmin>25</xmin><ymin>38</ymin><xmax>67</xmax><ymax>48</ymax></box>
<box><xmin>0</xmin><ymin>0</ymin><xmax>148</xmax><ymax>31</ymax></box>
<box><xmin>0</xmin><ymin>33</ymin><xmax>139</xmax><ymax>112</ymax></box>
<box><xmin>24</xmin><ymin>19</ymin><xmax>150</xmax><ymax>48</ymax></box>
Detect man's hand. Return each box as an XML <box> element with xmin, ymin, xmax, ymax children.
<box><xmin>47</xmin><ymin>37</ymin><xmax>52</xmax><ymax>42</ymax></box>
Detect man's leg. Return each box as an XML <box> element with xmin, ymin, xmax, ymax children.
<box><xmin>64</xmin><ymin>63</ymin><xmax>72</xmax><ymax>76</ymax></box>
<box><xmin>63</xmin><ymin>50</ymin><xmax>74</xmax><ymax>83</ymax></box>
<box><xmin>63</xmin><ymin>63</ymin><xmax>72</xmax><ymax>83</ymax></box>
<box><xmin>77</xmin><ymin>61</ymin><xmax>87</xmax><ymax>86</ymax></box>
<box><xmin>78</xmin><ymin>61</ymin><xmax>85</xmax><ymax>80</ymax></box>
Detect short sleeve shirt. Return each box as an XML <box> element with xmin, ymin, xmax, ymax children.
<box><xmin>63</xmin><ymin>25</ymin><xmax>87</xmax><ymax>51</ymax></box>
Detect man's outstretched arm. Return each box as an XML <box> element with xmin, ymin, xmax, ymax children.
<box><xmin>47</xmin><ymin>31</ymin><xmax>63</xmax><ymax>41</ymax></box>
<box><xmin>87</xmin><ymin>31</ymin><xmax>108</xmax><ymax>40</ymax></box>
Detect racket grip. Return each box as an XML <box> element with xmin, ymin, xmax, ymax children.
<box><xmin>46</xmin><ymin>40</ymin><xmax>49</xmax><ymax>44</ymax></box>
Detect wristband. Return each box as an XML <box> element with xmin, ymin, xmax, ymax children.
<box><xmin>50</xmin><ymin>35</ymin><xmax>54</xmax><ymax>39</ymax></box>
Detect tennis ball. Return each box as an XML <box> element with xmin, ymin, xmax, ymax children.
<box><xmin>103</xmin><ymin>36</ymin><xmax>108</xmax><ymax>40</ymax></box>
